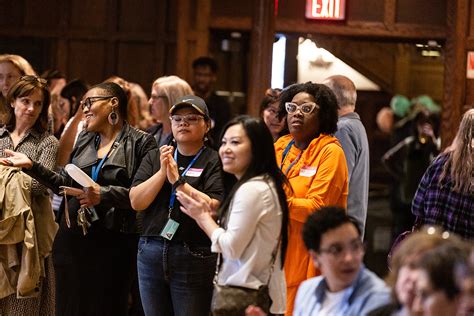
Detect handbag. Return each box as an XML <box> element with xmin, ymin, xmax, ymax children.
<box><xmin>211</xmin><ymin>184</ymin><xmax>280</xmax><ymax>315</ymax></box>
<box><xmin>387</xmin><ymin>216</ymin><xmax>423</xmax><ymax>269</ymax></box>
<box><xmin>211</xmin><ymin>283</ymin><xmax>271</xmax><ymax>316</ymax></box>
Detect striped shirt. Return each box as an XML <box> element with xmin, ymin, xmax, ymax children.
<box><xmin>412</xmin><ymin>153</ymin><xmax>473</xmax><ymax>240</ymax></box>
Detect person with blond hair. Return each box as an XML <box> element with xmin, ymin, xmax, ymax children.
<box><xmin>412</xmin><ymin>108</ymin><xmax>474</xmax><ymax>240</ymax></box>
<box><xmin>146</xmin><ymin>75</ymin><xmax>194</xmax><ymax>147</ymax></box>
<box><xmin>0</xmin><ymin>54</ymin><xmax>36</xmax><ymax>124</ymax></box>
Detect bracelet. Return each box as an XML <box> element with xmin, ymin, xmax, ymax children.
<box><xmin>172</xmin><ymin>176</ymin><xmax>186</xmax><ymax>191</ymax></box>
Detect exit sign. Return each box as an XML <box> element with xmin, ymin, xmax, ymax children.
<box><xmin>306</xmin><ymin>0</ymin><xmax>346</xmax><ymax>21</ymax></box>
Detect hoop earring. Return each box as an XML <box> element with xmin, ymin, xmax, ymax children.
<box><xmin>108</xmin><ymin>109</ymin><xmax>118</xmax><ymax>125</ymax></box>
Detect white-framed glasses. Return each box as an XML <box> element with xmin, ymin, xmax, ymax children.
<box><xmin>285</xmin><ymin>102</ymin><xmax>319</xmax><ymax>114</ymax></box>
<box><xmin>170</xmin><ymin>114</ymin><xmax>204</xmax><ymax>125</ymax></box>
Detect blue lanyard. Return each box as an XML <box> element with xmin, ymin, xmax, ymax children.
<box><xmin>280</xmin><ymin>139</ymin><xmax>302</xmax><ymax>175</ymax></box>
<box><xmin>168</xmin><ymin>146</ymin><xmax>205</xmax><ymax>210</ymax></box>
<box><xmin>91</xmin><ymin>135</ymin><xmax>121</xmax><ymax>182</ymax></box>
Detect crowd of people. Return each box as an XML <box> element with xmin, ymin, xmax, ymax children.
<box><xmin>0</xmin><ymin>53</ymin><xmax>472</xmax><ymax>316</ymax></box>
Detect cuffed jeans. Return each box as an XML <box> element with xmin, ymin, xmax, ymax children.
<box><xmin>137</xmin><ymin>237</ymin><xmax>216</xmax><ymax>316</ymax></box>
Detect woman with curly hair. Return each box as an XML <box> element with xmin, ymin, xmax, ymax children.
<box><xmin>274</xmin><ymin>82</ymin><xmax>348</xmax><ymax>315</ymax></box>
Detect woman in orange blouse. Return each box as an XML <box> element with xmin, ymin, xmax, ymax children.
<box><xmin>275</xmin><ymin>82</ymin><xmax>348</xmax><ymax>315</ymax></box>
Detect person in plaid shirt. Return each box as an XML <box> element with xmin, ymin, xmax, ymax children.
<box><xmin>411</xmin><ymin>108</ymin><xmax>474</xmax><ymax>240</ymax></box>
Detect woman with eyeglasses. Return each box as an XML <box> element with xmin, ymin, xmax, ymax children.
<box><xmin>1</xmin><ymin>82</ymin><xmax>157</xmax><ymax>316</ymax></box>
<box><xmin>260</xmin><ymin>88</ymin><xmax>287</xmax><ymax>142</ymax></box>
<box><xmin>0</xmin><ymin>54</ymin><xmax>36</xmax><ymax>125</ymax></box>
<box><xmin>0</xmin><ymin>75</ymin><xmax>58</xmax><ymax>315</ymax></box>
<box><xmin>177</xmin><ymin>115</ymin><xmax>289</xmax><ymax>315</ymax></box>
<box><xmin>147</xmin><ymin>75</ymin><xmax>194</xmax><ymax>147</ymax></box>
<box><xmin>130</xmin><ymin>95</ymin><xmax>225</xmax><ymax>315</ymax></box>
<box><xmin>274</xmin><ymin>82</ymin><xmax>348</xmax><ymax>315</ymax></box>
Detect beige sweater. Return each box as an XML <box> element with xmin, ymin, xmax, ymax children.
<box><xmin>0</xmin><ymin>166</ymin><xmax>58</xmax><ymax>298</ymax></box>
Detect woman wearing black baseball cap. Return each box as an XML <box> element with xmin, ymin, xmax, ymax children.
<box><xmin>130</xmin><ymin>95</ymin><xmax>225</xmax><ymax>315</ymax></box>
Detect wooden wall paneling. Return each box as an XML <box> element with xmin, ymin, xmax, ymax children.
<box><xmin>409</xmin><ymin>62</ymin><xmax>444</xmax><ymax>102</ymax></box>
<box><xmin>0</xmin><ymin>0</ymin><xmax>25</xmax><ymax>27</ymax></box>
<box><xmin>104</xmin><ymin>0</ymin><xmax>119</xmax><ymax>77</ymax></box>
<box><xmin>247</xmin><ymin>0</ymin><xmax>275</xmax><ymax>116</ymax></box>
<box><xmin>176</xmin><ymin>0</ymin><xmax>191</xmax><ymax>78</ymax></box>
<box><xmin>152</xmin><ymin>0</ymin><xmax>171</xmax><ymax>81</ymax></box>
<box><xmin>211</xmin><ymin>0</ymin><xmax>253</xmax><ymax>18</ymax></box>
<box><xmin>54</xmin><ymin>0</ymin><xmax>70</xmax><ymax>75</ymax></box>
<box><xmin>442</xmin><ymin>0</ymin><xmax>469</xmax><ymax>147</ymax></box>
<box><xmin>176</xmin><ymin>0</ymin><xmax>211</xmax><ymax>82</ymax></box>
<box><xmin>117</xmin><ymin>42</ymin><xmax>156</xmax><ymax>87</ymax></box>
<box><xmin>396</xmin><ymin>0</ymin><xmax>446</xmax><ymax>25</ymax></box>
<box><xmin>118</xmin><ymin>0</ymin><xmax>158</xmax><ymax>33</ymax></box>
<box><xmin>348</xmin><ymin>0</ymin><xmax>385</xmax><ymax>22</ymax></box>
<box><xmin>24</xmin><ymin>0</ymin><xmax>61</xmax><ymax>29</ymax></box>
<box><xmin>68</xmin><ymin>40</ymin><xmax>106</xmax><ymax>85</ymax></box>
<box><xmin>393</xmin><ymin>44</ymin><xmax>411</xmax><ymax>96</ymax></box>
<box><xmin>69</xmin><ymin>0</ymin><xmax>108</xmax><ymax>31</ymax></box>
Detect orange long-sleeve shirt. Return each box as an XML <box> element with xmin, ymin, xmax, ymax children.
<box><xmin>275</xmin><ymin>134</ymin><xmax>348</xmax><ymax>315</ymax></box>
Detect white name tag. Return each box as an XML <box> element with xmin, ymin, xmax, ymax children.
<box><xmin>185</xmin><ymin>168</ymin><xmax>204</xmax><ymax>177</ymax></box>
<box><xmin>299</xmin><ymin>166</ymin><xmax>317</xmax><ymax>177</ymax></box>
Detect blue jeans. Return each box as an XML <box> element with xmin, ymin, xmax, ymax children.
<box><xmin>137</xmin><ymin>237</ymin><xmax>216</xmax><ymax>316</ymax></box>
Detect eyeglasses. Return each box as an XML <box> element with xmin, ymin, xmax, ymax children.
<box><xmin>170</xmin><ymin>114</ymin><xmax>204</xmax><ymax>125</ymax></box>
<box><xmin>81</xmin><ymin>96</ymin><xmax>114</xmax><ymax>110</ymax></box>
<box><xmin>285</xmin><ymin>102</ymin><xmax>319</xmax><ymax>114</ymax></box>
<box><xmin>319</xmin><ymin>240</ymin><xmax>365</xmax><ymax>259</ymax></box>
<box><xmin>20</xmin><ymin>75</ymin><xmax>47</xmax><ymax>85</ymax></box>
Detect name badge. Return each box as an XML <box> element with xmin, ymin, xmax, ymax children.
<box><xmin>185</xmin><ymin>168</ymin><xmax>204</xmax><ymax>177</ymax></box>
<box><xmin>299</xmin><ymin>166</ymin><xmax>317</xmax><ymax>177</ymax></box>
<box><xmin>160</xmin><ymin>218</ymin><xmax>180</xmax><ymax>240</ymax></box>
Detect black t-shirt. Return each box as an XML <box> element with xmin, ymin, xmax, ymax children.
<box><xmin>132</xmin><ymin>146</ymin><xmax>225</xmax><ymax>246</ymax></box>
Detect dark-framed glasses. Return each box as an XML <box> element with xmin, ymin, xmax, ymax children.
<box><xmin>285</xmin><ymin>102</ymin><xmax>319</xmax><ymax>114</ymax></box>
<box><xmin>81</xmin><ymin>96</ymin><xmax>114</xmax><ymax>111</ymax></box>
<box><xmin>319</xmin><ymin>240</ymin><xmax>365</xmax><ymax>258</ymax></box>
<box><xmin>170</xmin><ymin>114</ymin><xmax>204</xmax><ymax>125</ymax></box>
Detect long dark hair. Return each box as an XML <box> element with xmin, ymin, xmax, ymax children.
<box><xmin>218</xmin><ymin>115</ymin><xmax>289</xmax><ymax>267</ymax></box>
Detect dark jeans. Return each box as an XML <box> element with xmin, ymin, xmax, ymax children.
<box><xmin>137</xmin><ymin>237</ymin><xmax>216</xmax><ymax>316</ymax></box>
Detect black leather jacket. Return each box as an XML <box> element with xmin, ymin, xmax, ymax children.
<box><xmin>27</xmin><ymin>123</ymin><xmax>157</xmax><ymax>234</ymax></box>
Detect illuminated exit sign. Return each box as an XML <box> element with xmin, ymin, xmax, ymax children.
<box><xmin>306</xmin><ymin>0</ymin><xmax>346</xmax><ymax>21</ymax></box>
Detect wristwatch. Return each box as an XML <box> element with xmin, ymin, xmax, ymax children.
<box><xmin>172</xmin><ymin>176</ymin><xmax>186</xmax><ymax>191</ymax></box>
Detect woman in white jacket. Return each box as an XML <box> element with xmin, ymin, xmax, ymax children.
<box><xmin>177</xmin><ymin>115</ymin><xmax>289</xmax><ymax>315</ymax></box>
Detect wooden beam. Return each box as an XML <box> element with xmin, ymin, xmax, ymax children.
<box><xmin>247</xmin><ymin>0</ymin><xmax>275</xmax><ymax>116</ymax></box>
<box><xmin>442</xmin><ymin>0</ymin><xmax>469</xmax><ymax>148</ymax></box>
<box><xmin>210</xmin><ymin>16</ymin><xmax>252</xmax><ymax>30</ymax></box>
<box><xmin>383</xmin><ymin>0</ymin><xmax>396</xmax><ymax>31</ymax></box>
<box><xmin>275</xmin><ymin>19</ymin><xmax>446</xmax><ymax>40</ymax></box>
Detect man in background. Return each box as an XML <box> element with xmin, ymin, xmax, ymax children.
<box><xmin>192</xmin><ymin>56</ymin><xmax>232</xmax><ymax>148</ymax></box>
<box><xmin>324</xmin><ymin>75</ymin><xmax>370</xmax><ymax>239</ymax></box>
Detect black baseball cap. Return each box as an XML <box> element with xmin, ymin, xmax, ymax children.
<box><xmin>169</xmin><ymin>95</ymin><xmax>209</xmax><ymax>118</ymax></box>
